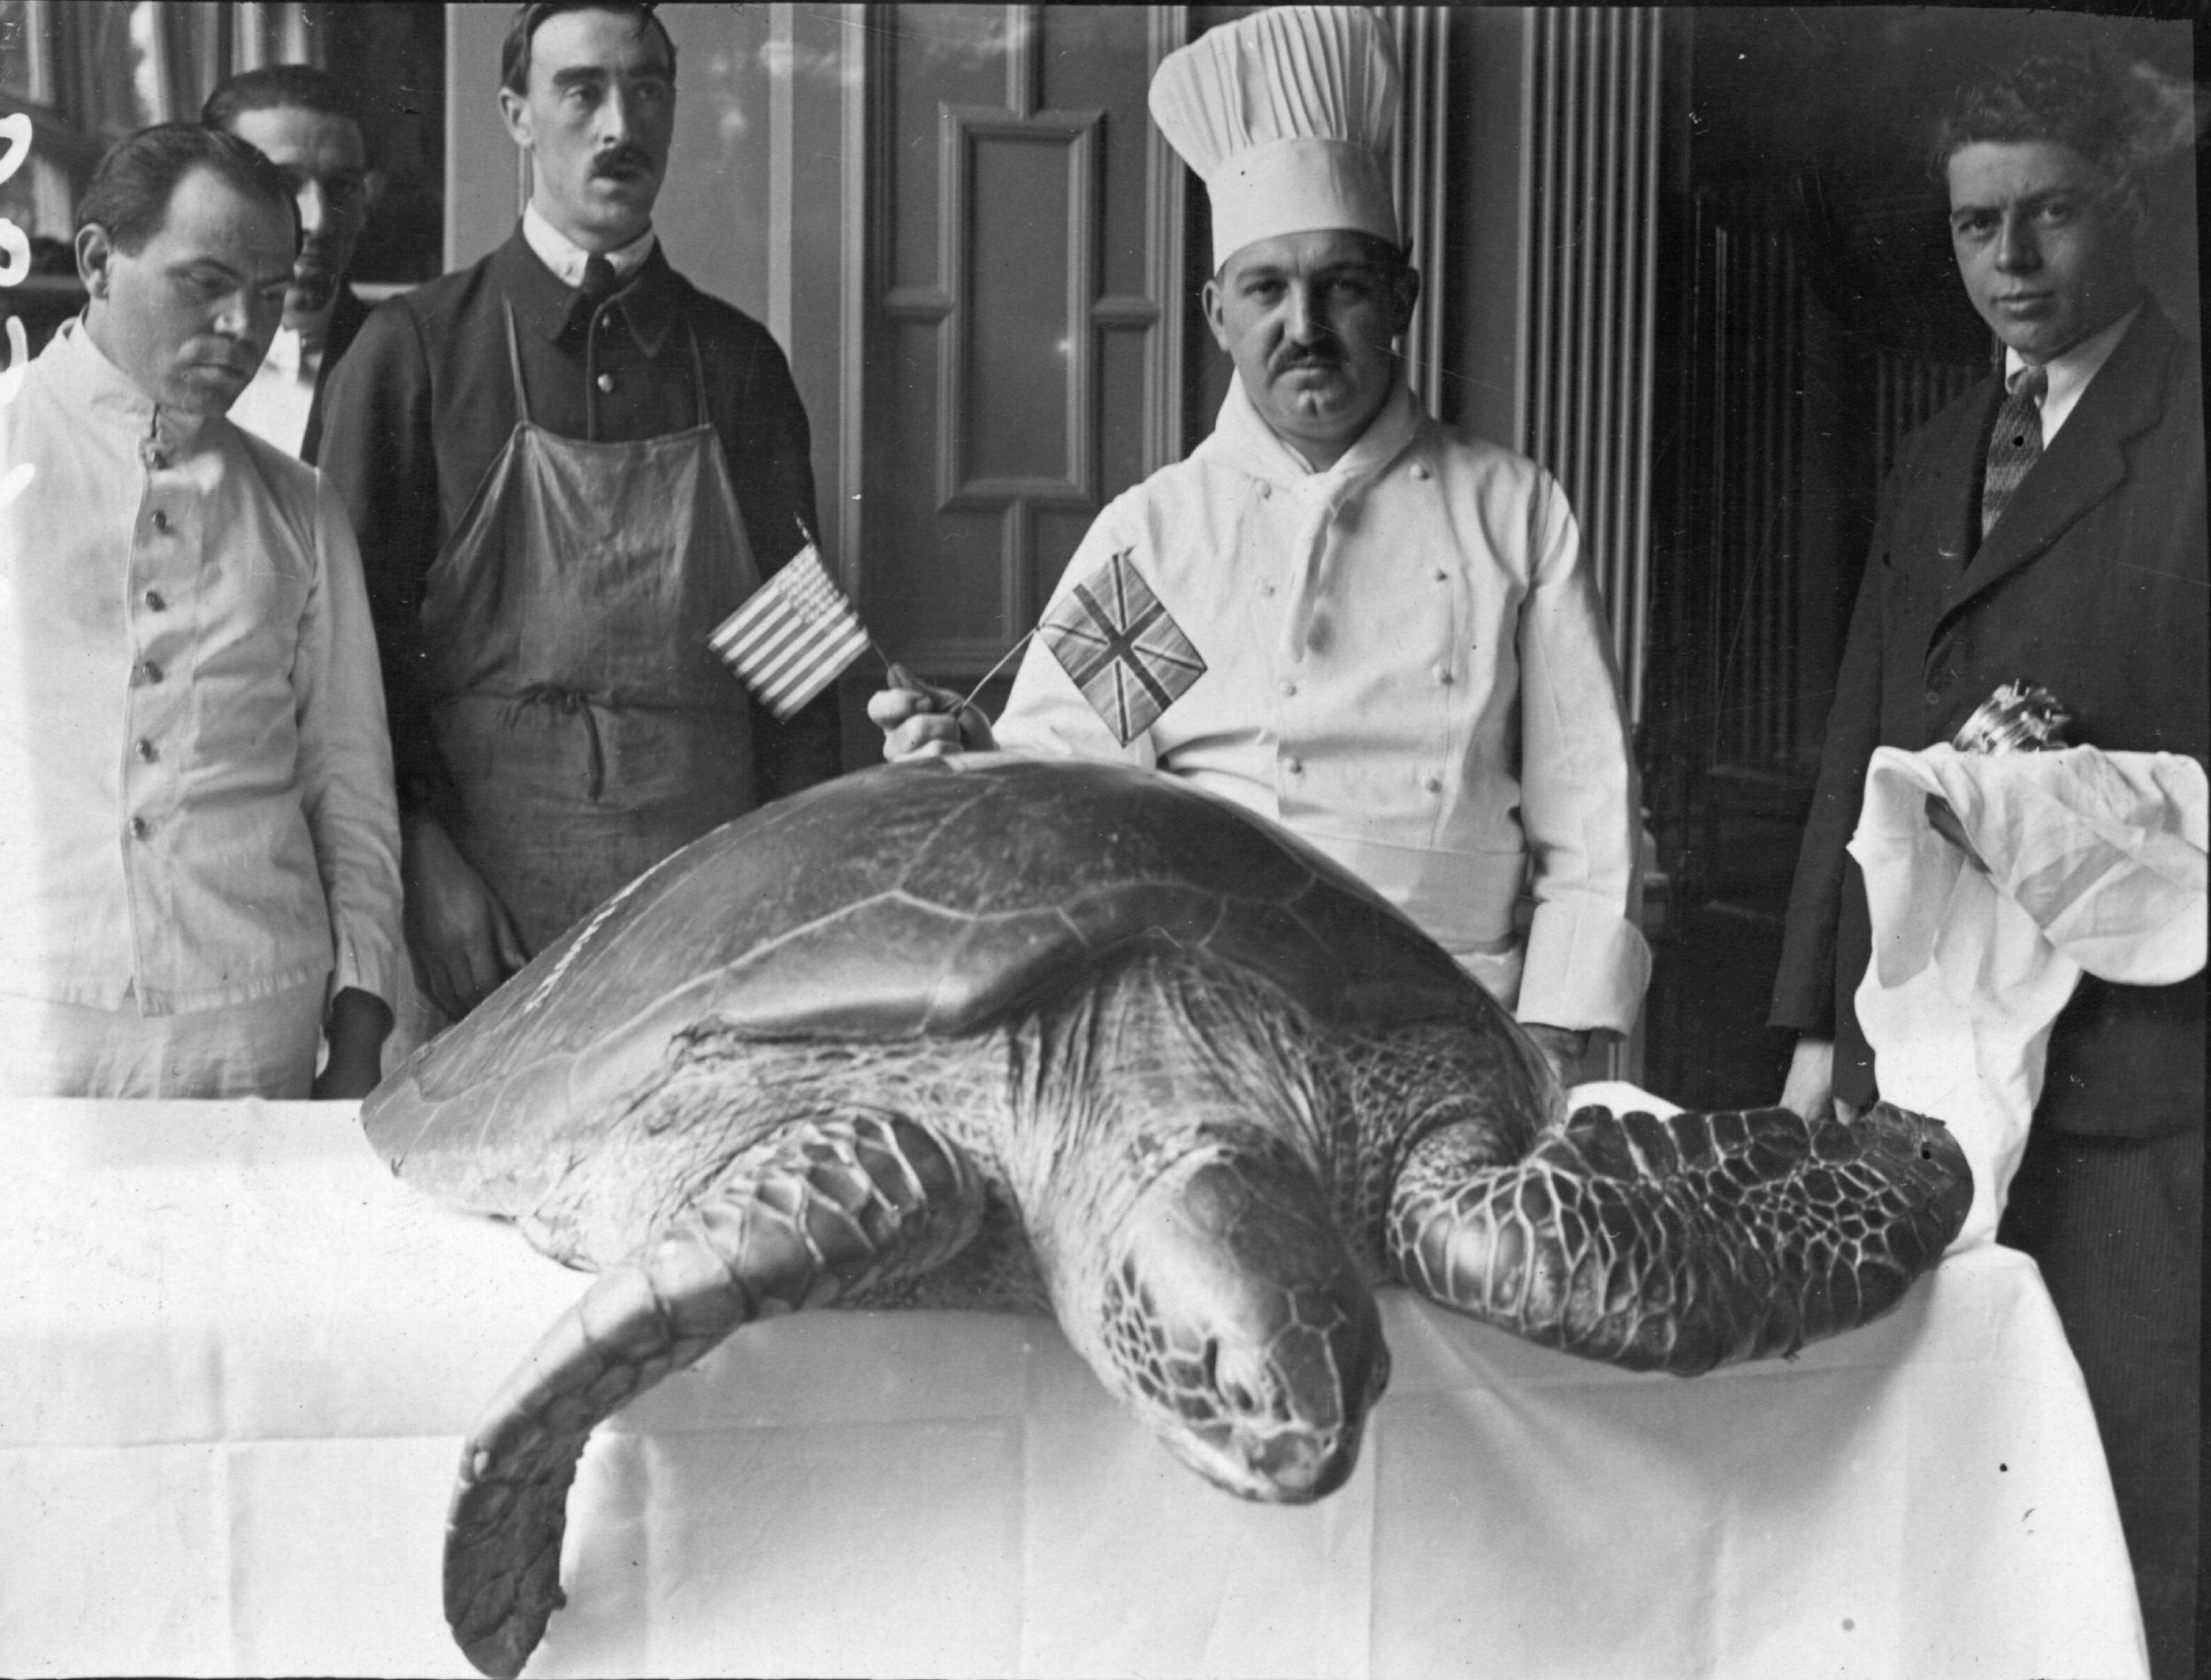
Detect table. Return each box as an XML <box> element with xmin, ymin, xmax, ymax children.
<box><xmin>0</xmin><ymin>1096</ymin><xmax>2145</xmax><ymax>1678</ymax></box>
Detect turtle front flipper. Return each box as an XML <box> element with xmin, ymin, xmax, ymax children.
<box><xmin>1387</xmin><ymin>1101</ymin><xmax>1972</xmax><ymax>1376</ymax></box>
<box><xmin>444</xmin><ymin>1111</ymin><xmax>983</xmax><ymax>1678</ymax></box>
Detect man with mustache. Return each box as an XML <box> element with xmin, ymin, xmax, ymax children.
<box><xmin>201</xmin><ymin>65</ymin><xmax>376</xmax><ymax>462</ymax></box>
<box><xmin>872</xmin><ymin>7</ymin><xmax>1649</xmax><ymax>1084</ymax></box>
<box><xmin>317</xmin><ymin>2</ymin><xmax>835</xmax><ymax>1027</ymax></box>
<box><xmin>0</xmin><ymin>124</ymin><xmax>402</xmax><ymax>1098</ymax></box>
<box><xmin>1769</xmin><ymin>55</ymin><xmax>2204</xmax><ymax>1675</ymax></box>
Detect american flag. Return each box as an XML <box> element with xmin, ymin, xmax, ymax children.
<box><xmin>1038</xmin><ymin>548</ymin><xmax>1205</xmax><ymax>746</ymax></box>
<box><xmin>708</xmin><ymin>544</ymin><xmax>871</xmax><ymax>720</ymax></box>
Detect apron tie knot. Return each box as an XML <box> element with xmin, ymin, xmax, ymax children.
<box><xmin>517</xmin><ymin>686</ymin><xmax>608</xmax><ymax>802</ymax></box>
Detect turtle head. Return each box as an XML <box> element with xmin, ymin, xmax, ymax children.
<box><xmin>1083</xmin><ymin>1142</ymin><xmax>1389</xmax><ymax>1503</ymax></box>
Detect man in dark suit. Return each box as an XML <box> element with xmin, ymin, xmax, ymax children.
<box><xmin>202</xmin><ymin>65</ymin><xmax>375</xmax><ymax>459</ymax></box>
<box><xmin>1771</xmin><ymin>55</ymin><xmax>2204</xmax><ymax>1676</ymax></box>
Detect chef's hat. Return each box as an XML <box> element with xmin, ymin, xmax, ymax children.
<box><xmin>1150</xmin><ymin>6</ymin><xmax>1400</xmax><ymax>273</ymax></box>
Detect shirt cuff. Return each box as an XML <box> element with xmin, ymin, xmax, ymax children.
<box><xmin>1517</xmin><ymin>901</ymin><xmax>1652</xmax><ymax>1036</ymax></box>
<box><xmin>327</xmin><ymin>919</ymin><xmax>403</xmax><ymax>1016</ymax></box>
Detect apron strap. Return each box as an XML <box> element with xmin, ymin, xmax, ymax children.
<box><xmin>501</xmin><ymin>300</ymin><xmax>535</xmax><ymax>425</ymax></box>
<box><xmin>686</xmin><ymin>317</ymin><xmax>709</xmax><ymax>431</ymax></box>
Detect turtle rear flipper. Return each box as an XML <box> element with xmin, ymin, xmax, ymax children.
<box><xmin>445</xmin><ymin>1111</ymin><xmax>983</xmax><ymax>1678</ymax></box>
<box><xmin>1387</xmin><ymin>1101</ymin><xmax>1972</xmax><ymax>1376</ymax></box>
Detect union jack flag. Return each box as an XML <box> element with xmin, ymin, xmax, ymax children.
<box><xmin>1038</xmin><ymin>548</ymin><xmax>1205</xmax><ymax>745</ymax></box>
<box><xmin>708</xmin><ymin>544</ymin><xmax>871</xmax><ymax>720</ymax></box>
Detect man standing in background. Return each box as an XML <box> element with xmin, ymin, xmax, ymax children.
<box><xmin>317</xmin><ymin>1</ymin><xmax>837</xmax><ymax>1025</ymax></box>
<box><xmin>1770</xmin><ymin>55</ymin><xmax>2204</xmax><ymax>1675</ymax></box>
<box><xmin>202</xmin><ymin>65</ymin><xmax>375</xmax><ymax>461</ymax></box>
<box><xmin>0</xmin><ymin>125</ymin><xmax>402</xmax><ymax>1098</ymax></box>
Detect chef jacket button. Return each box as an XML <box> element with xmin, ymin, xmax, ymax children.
<box><xmin>1432</xmin><ymin>567</ymin><xmax>1448</xmax><ymax>583</ymax></box>
<box><xmin>128</xmin><ymin>816</ymin><xmax>149</xmax><ymax>840</ymax></box>
<box><xmin>1412</xmin><ymin>462</ymin><xmax>1432</xmax><ymax>481</ymax></box>
<box><xmin>135</xmin><ymin>738</ymin><xmax>157</xmax><ymax>762</ymax></box>
<box><xmin>1421</xmin><ymin>771</ymin><xmax>1442</xmax><ymax>792</ymax></box>
<box><xmin>1285</xmin><ymin>757</ymin><xmax>1304</xmax><ymax>776</ymax></box>
<box><xmin>596</xmin><ymin>372</ymin><xmax>615</xmax><ymax>393</ymax></box>
<box><xmin>143</xmin><ymin>589</ymin><xmax>166</xmax><ymax>612</ymax></box>
<box><xmin>1258</xmin><ymin>484</ymin><xmax>1273</xmax><ymax>500</ymax></box>
<box><xmin>1259</xmin><ymin>582</ymin><xmax>1276</xmax><ymax>597</ymax></box>
<box><xmin>151</xmin><ymin>509</ymin><xmax>170</xmax><ymax>532</ymax></box>
<box><xmin>137</xmin><ymin>660</ymin><xmax>163</xmax><ymax>685</ymax></box>
<box><xmin>1435</xmin><ymin>666</ymin><xmax>1454</xmax><ymax>685</ymax></box>
<box><xmin>1278</xmin><ymin>678</ymin><xmax>1297</xmax><ymax>698</ymax></box>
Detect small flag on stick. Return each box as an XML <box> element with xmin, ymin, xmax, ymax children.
<box><xmin>709</xmin><ymin>543</ymin><xmax>872</xmax><ymax>720</ymax></box>
<box><xmin>1038</xmin><ymin>548</ymin><xmax>1205</xmax><ymax>745</ymax></box>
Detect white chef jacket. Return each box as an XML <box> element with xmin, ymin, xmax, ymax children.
<box><xmin>997</xmin><ymin>376</ymin><xmax>1649</xmax><ymax>1033</ymax></box>
<box><xmin>0</xmin><ymin>319</ymin><xmax>402</xmax><ymax>1015</ymax></box>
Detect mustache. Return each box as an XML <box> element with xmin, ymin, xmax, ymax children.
<box><xmin>592</xmin><ymin>145</ymin><xmax>658</xmax><ymax>179</ymax></box>
<box><xmin>1272</xmin><ymin>341</ymin><xmax>1344</xmax><ymax>376</ymax></box>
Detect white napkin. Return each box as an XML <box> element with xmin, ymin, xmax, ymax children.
<box><xmin>1848</xmin><ymin>745</ymin><xmax>2206</xmax><ymax>1250</ymax></box>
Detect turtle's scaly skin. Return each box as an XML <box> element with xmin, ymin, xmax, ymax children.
<box><xmin>363</xmin><ymin>756</ymin><xmax>1971</xmax><ymax>1678</ymax></box>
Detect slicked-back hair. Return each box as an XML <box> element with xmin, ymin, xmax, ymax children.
<box><xmin>201</xmin><ymin>62</ymin><xmax>365</xmax><ymax>139</ymax></box>
<box><xmin>499</xmin><ymin>2</ymin><xmax>677</xmax><ymax>96</ymax></box>
<box><xmin>77</xmin><ymin>122</ymin><xmax>299</xmax><ymax>256</ymax></box>
<box><xmin>1930</xmin><ymin>54</ymin><xmax>2154</xmax><ymax>184</ymax></box>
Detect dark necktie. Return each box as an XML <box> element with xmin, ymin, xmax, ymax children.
<box><xmin>1978</xmin><ymin>363</ymin><xmax>2047</xmax><ymax>546</ymax></box>
<box><xmin>578</xmin><ymin>253</ymin><xmax>619</xmax><ymax>307</ymax></box>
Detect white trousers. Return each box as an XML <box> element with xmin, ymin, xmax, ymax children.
<box><xmin>0</xmin><ymin>983</ymin><xmax>325</xmax><ymax>1100</ymax></box>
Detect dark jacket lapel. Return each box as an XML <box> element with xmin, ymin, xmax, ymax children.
<box><xmin>321</xmin><ymin>283</ymin><xmax>373</xmax><ymax>370</ymax></box>
<box><xmin>1939</xmin><ymin>307</ymin><xmax>2178</xmax><ymax>621</ymax></box>
<box><xmin>298</xmin><ymin>284</ymin><xmax>376</xmax><ymax>465</ymax></box>
<box><xmin>1915</xmin><ymin>378</ymin><xmax>1998</xmax><ymax>579</ymax></box>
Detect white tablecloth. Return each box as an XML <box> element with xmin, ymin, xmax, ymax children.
<box><xmin>0</xmin><ymin>1097</ymin><xmax>2145</xmax><ymax>1679</ymax></box>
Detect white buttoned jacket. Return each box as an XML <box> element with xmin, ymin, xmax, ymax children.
<box><xmin>996</xmin><ymin>376</ymin><xmax>1649</xmax><ymax>1034</ymax></box>
<box><xmin>0</xmin><ymin>321</ymin><xmax>401</xmax><ymax>1015</ymax></box>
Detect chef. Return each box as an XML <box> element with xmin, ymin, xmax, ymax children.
<box><xmin>873</xmin><ymin>5</ymin><xmax>1647</xmax><ymax>1082</ymax></box>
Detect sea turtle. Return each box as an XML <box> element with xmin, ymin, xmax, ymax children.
<box><xmin>362</xmin><ymin>754</ymin><xmax>1970</xmax><ymax>1678</ymax></box>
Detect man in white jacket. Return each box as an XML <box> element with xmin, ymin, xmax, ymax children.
<box><xmin>0</xmin><ymin>124</ymin><xmax>401</xmax><ymax>1098</ymax></box>
<box><xmin>874</xmin><ymin>7</ymin><xmax>1646</xmax><ymax>1080</ymax></box>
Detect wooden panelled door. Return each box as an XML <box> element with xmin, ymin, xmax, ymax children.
<box><xmin>857</xmin><ymin>4</ymin><xmax>1184</xmax><ymax>705</ymax></box>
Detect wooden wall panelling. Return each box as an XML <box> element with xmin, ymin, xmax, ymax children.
<box><xmin>1386</xmin><ymin>7</ymin><xmax>1449</xmax><ymax>423</ymax></box>
<box><xmin>1521</xmin><ymin>6</ymin><xmax>1663</xmax><ymax>727</ymax></box>
<box><xmin>864</xmin><ymin>4</ymin><xmax>1183</xmax><ymax>684</ymax></box>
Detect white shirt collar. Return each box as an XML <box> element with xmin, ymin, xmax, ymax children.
<box><xmin>226</xmin><ymin>328</ymin><xmax>319</xmax><ymax>456</ymax></box>
<box><xmin>260</xmin><ymin>324</ymin><xmax>318</xmax><ymax>380</ymax></box>
<box><xmin>52</xmin><ymin>317</ymin><xmax>210</xmax><ymax>451</ymax></box>
<box><xmin>2005</xmin><ymin>304</ymin><xmax>2138</xmax><ymax>444</ymax></box>
<box><xmin>522</xmin><ymin>202</ymin><xmax>658</xmax><ymax>288</ymax></box>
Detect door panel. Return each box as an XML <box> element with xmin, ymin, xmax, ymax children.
<box><xmin>862</xmin><ymin>4</ymin><xmax>1182</xmax><ymax>689</ymax></box>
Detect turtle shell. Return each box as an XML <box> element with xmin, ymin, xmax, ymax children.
<box><xmin>366</xmin><ymin>756</ymin><xmax>1484</xmax><ymax>1171</ymax></box>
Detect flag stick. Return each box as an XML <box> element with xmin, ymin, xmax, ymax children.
<box><xmin>794</xmin><ymin>512</ymin><xmax>896</xmax><ymax>679</ymax></box>
<box><xmin>959</xmin><ymin>630</ymin><xmax>1034</xmax><ymax>714</ymax></box>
